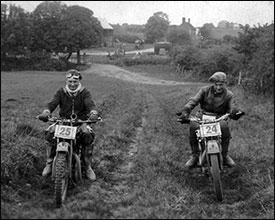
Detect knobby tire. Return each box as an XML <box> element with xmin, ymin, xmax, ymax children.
<box><xmin>210</xmin><ymin>154</ymin><xmax>223</xmax><ymax>201</ymax></box>
<box><xmin>54</xmin><ymin>152</ymin><xmax>68</xmax><ymax>207</ymax></box>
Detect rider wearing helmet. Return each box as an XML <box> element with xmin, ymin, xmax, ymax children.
<box><xmin>177</xmin><ymin>71</ymin><xmax>244</xmax><ymax>168</ymax></box>
<box><xmin>37</xmin><ymin>69</ymin><xmax>98</xmax><ymax>181</ymax></box>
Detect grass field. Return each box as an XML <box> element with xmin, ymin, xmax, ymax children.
<box><xmin>1</xmin><ymin>64</ymin><xmax>274</xmax><ymax>219</ymax></box>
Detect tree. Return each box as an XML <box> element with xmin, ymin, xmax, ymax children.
<box><xmin>199</xmin><ymin>23</ymin><xmax>215</xmax><ymax>40</ymax></box>
<box><xmin>1</xmin><ymin>3</ymin><xmax>32</xmax><ymax>67</ymax></box>
<box><xmin>166</xmin><ymin>28</ymin><xmax>192</xmax><ymax>45</ymax></box>
<box><xmin>58</xmin><ymin>5</ymin><xmax>103</xmax><ymax>63</ymax></box>
<box><xmin>31</xmin><ymin>2</ymin><xmax>103</xmax><ymax>64</ymax></box>
<box><xmin>234</xmin><ymin>23</ymin><xmax>274</xmax><ymax>94</ymax></box>
<box><xmin>31</xmin><ymin>1</ymin><xmax>67</xmax><ymax>53</ymax></box>
<box><xmin>145</xmin><ymin>11</ymin><xmax>170</xmax><ymax>43</ymax></box>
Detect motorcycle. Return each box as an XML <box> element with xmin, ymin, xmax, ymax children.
<box><xmin>37</xmin><ymin>113</ymin><xmax>102</xmax><ymax>207</ymax></box>
<box><xmin>177</xmin><ymin>111</ymin><xmax>245</xmax><ymax>201</ymax></box>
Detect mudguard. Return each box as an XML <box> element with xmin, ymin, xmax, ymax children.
<box><xmin>56</xmin><ymin>142</ymin><xmax>69</xmax><ymax>152</ymax></box>
<box><xmin>207</xmin><ymin>140</ymin><xmax>220</xmax><ymax>154</ymax></box>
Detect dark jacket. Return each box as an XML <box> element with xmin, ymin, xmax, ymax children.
<box><xmin>182</xmin><ymin>84</ymin><xmax>235</xmax><ymax>116</ymax></box>
<box><xmin>46</xmin><ymin>87</ymin><xmax>96</xmax><ymax>119</ymax></box>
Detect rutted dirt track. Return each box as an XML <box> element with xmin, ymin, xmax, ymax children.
<box><xmin>77</xmin><ymin>64</ymin><xmax>207</xmax><ymax>218</ymax></box>
<box><xmin>85</xmin><ymin>63</ymin><xmax>204</xmax><ymax>86</ymax></box>
<box><xmin>2</xmin><ymin>63</ymin><xmax>271</xmax><ymax>219</ymax></box>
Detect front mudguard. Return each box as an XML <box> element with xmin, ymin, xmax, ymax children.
<box><xmin>206</xmin><ymin>140</ymin><xmax>223</xmax><ymax>170</ymax></box>
<box><xmin>51</xmin><ymin>142</ymin><xmax>70</xmax><ymax>180</ymax></box>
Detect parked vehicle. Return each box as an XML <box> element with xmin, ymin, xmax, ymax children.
<box><xmin>154</xmin><ymin>41</ymin><xmax>172</xmax><ymax>55</ymax></box>
<box><xmin>37</xmin><ymin>114</ymin><xmax>102</xmax><ymax>207</ymax></box>
<box><xmin>177</xmin><ymin>111</ymin><xmax>245</xmax><ymax>201</ymax></box>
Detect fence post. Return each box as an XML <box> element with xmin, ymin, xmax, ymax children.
<box><xmin>238</xmin><ymin>71</ymin><xmax>242</xmax><ymax>85</ymax></box>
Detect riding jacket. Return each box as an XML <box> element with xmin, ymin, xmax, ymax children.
<box><xmin>182</xmin><ymin>84</ymin><xmax>236</xmax><ymax>116</ymax></box>
<box><xmin>46</xmin><ymin>86</ymin><xmax>96</xmax><ymax>120</ymax></box>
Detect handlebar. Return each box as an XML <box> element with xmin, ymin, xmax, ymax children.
<box><xmin>36</xmin><ymin>115</ymin><xmax>102</xmax><ymax>124</ymax></box>
<box><xmin>177</xmin><ymin>110</ymin><xmax>245</xmax><ymax>124</ymax></box>
<box><xmin>177</xmin><ymin>113</ymin><xmax>231</xmax><ymax>124</ymax></box>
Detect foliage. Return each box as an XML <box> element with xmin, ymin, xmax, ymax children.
<box><xmin>145</xmin><ymin>11</ymin><xmax>170</xmax><ymax>43</ymax></box>
<box><xmin>198</xmin><ymin>23</ymin><xmax>215</xmax><ymax>40</ymax></box>
<box><xmin>30</xmin><ymin>1</ymin><xmax>68</xmax><ymax>53</ymax></box>
<box><xmin>113</xmin><ymin>54</ymin><xmax>172</xmax><ymax>66</ymax></box>
<box><xmin>58</xmin><ymin>5</ymin><xmax>103</xmax><ymax>54</ymax></box>
<box><xmin>166</xmin><ymin>28</ymin><xmax>193</xmax><ymax>45</ymax></box>
<box><xmin>234</xmin><ymin>23</ymin><xmax>274</xmax><ymax>95</ymax></box>
<box><xmin>171</xmin><ymin>45</ymin><xmax>244</xmax><ymax>79</ymax></box>
<box><xmin>1</xmin><ymin>3</ymin><xmax>32</xmax><ymax>59</ymax></box>
<box><xmin>173</xmin><ymin>46</ymin><xmax>202</xmax><ymax>71</ymax></box>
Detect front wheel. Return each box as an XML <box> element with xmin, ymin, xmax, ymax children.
<box><xmin>210</xmin><ymin>154</ymin><xmax>223</xmax><ymax>201</ymax></box>
<box><xmin>54</xmin><ymin>152</ymin><xmax>69</xmax><ymax>207</ymax></box>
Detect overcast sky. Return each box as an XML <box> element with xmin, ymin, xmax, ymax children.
<box><xmin>3</xmin><ymin>1</ymin><xmax>274</xmax><ymax>27</ymax></box>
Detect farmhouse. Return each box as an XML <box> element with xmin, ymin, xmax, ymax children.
<box><xmin>97</xmin><ymin>17</ymin><xmax>114</xmax><ymax>47</ymax></box>
<box><xmin>168</xmin><ymin>17</ymin><xmax>197</xmax><ymax>40</ymax></box>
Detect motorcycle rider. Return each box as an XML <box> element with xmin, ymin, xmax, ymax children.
<box><xmin>37</xmin><ymin>69</ymin><xmax>98</xmax><ymax>181</ymax></box>
<box><xmin>177</xmin><ymin>71</ymin><xmax>244</xmax><ymax>168</ymax></box>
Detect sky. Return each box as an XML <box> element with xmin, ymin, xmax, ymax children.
<box><xmin>3</xmin><ymin>1</ymin><xmax>274</xmax><ymax>27</ymax></box>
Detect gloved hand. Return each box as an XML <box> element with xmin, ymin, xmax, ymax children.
<box><xmin>88</xmin><ymin>110</ymin><xmax>99</xmax><ymax>121</ymax></box>
<box><xmin>179</xmin><ymin>112</ymin><xmax>190</xmax><ymax>124</ymax></box>
<box><xmin>37</xmin><ymin>109</ymin><xmax>51</xmax><ymax>122</ymax></box>
<box><xmin>229</xmin><ymin>109</ymin><xmax>245</xmax><ymax>120</ymax></box>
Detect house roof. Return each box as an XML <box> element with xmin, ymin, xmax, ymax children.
<box><xmin>97</xmin><ymin>17</ymin><xmax>113</xmax><ymax>30</ymax></box>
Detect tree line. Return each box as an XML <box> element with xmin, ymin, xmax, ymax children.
<box><xmin>1</xmin><ymin>1</ymin><xmax>103</xmax><ymax>68</ymax></box>
<box><xmin>1</xmin><ymin>2</ymin><xmax>274</xmax><ymax>95</ymax></box>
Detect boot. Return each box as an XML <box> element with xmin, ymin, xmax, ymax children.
<box><xmin>185</xmin><ymin>154</ymin><xmax>199</xmax><ymax>168</ymax></box>
<box><xmin>42</xmin><ymin>160</ymin><xmax>53</xmax><ymax>177</ymax></box>
<box><xmin>42</xmin><ymin>144</ymin><xmax>55</xmax><ymax>177</ymax></box>
<box><xmin>223</xmin><ymin>155</ymin><xmax>236</xmax><ymax>167</ymax></box>
<box><xmin>86</xmin><ymin>165</ymin><xmax>96</xmax><ymax>181</ymax></box>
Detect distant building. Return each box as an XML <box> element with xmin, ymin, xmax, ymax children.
<box><xmin>168</xmin><ymin>17</ymin><xmax>197</xmax><ymax>41</ymax></box>
<box><xmin>180</xmin><ymin>17</ymin><xmax>196</xmax><ymax>38</ymax></box>
<box><xmin>97</xmin><ymin>17</ymin><xmax>114</xmax><ymax>47</ymax></box>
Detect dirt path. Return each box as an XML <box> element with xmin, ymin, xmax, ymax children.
<box><xmin>84</xmin><ymin>63</ymin><xmax>204</xmax><ymax>86</ymax></box>
<box><xmin>83</xmin><ymin>48</ymin><xmax>154</xmax><ymax>56</ymax></box>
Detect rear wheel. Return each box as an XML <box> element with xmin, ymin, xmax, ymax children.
<box><xmin>210</xmin><ymin>154</ymin><xmax>223</xmax><ymax>201</ymax></box>
<box><xmin>54</xmin><ymin>152</ymin><xmax>68</xmax><ymax>207</ymax></box>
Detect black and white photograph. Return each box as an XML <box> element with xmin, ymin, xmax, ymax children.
<box><xmin>1</xmin><ymin>1</ymin><xmax>274</xmax><ymax>219</ymax></box>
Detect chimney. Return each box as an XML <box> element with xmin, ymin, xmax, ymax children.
<box><xmin>188</xmin><ymin>18</ymin><xmax>190</xmax><ymax>23</ymax></box>
<box><xmin>182</xmin><ymin>17</ymin><xmax>185</xmax><ymax>24</ymax></box>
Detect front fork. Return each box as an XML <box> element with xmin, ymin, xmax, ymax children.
<box><xmin>199</xmin><ymin>139</ymin><xmax>224</xmax><ymax>173</ymax></box>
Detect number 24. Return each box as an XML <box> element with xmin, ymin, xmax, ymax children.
<box><xmin>206</xmin><ymin>125</ymin><xmax>217</xmax><ymax>133</ymax></box>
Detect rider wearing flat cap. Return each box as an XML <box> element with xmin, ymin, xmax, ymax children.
<box><xmin>178</xmin><ymin>71</ymin><xmax>244</xmax><ymax>168</ymax></box>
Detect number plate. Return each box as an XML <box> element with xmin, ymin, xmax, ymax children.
<box><xmin>54</xmin><ymin>125</ymin><xmax>77</xmax><ymax>139</ymax></box>
<box><xmin>200</xmin><ymin>122</ymin><xmax>221</xmax><ymax>137</ymax></box>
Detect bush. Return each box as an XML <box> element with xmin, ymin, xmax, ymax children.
<box><xmin>171</xmin><ymin>45</ymin><xmax>244</xmax><ymax>79</ymax></box>
<box><xmin>114</xmin><ymin>55</ymin><xmax>172</xmax><ymax>66</ymax></box>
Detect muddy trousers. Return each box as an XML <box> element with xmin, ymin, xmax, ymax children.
<box><xmin>45</xmin><ymin>130</ymin><xmax>95</xmax><ymax>168</ymax></box>
<box><xmin>189</xmin><ymin>120</ymin><xmax>231</xmax><ymax>157</ymax></box>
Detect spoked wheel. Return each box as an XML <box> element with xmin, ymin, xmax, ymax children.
<box><xmin>54</xmin><ymin>152</ymin><xmax>68</xmax><ymax>207</ymax></box>
<box><xmin>210</xmin><ymin>154</ymin><xmax>223</xmax><ymax>201</ymax></box>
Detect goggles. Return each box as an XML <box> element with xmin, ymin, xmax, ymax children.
<box><xmin>66</xmin><ymin>70</ymin><xmax>82</xmax><ymax>80</ymax></box>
